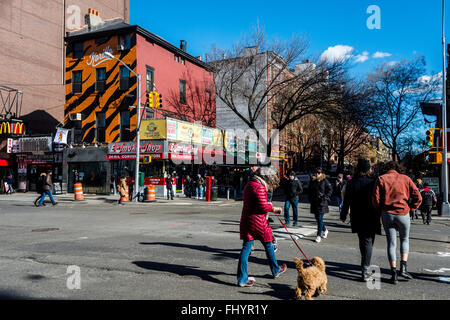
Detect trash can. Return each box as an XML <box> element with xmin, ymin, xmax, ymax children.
<box><xmin>211</xmin><ymin>186</ymin><xmax>218</xmax><ymax>201</ymax></box>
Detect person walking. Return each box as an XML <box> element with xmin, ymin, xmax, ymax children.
<box><xmin>334</xmin><ymin>173</ymin><xmax>346</xmax><ymax>215</ymax></box>
<box><xmin>237</xmin><ymin>165</ymin><xmax>287</xmax><ymax>287</ymax></box>
<box><xmin>419</xmin><ymin>183</ymin><xmax>437</xmax><ymax>225</ymax></box>
<box><xmin>165</xmin><ymin>173</ymin><xmax>174</xmax><ymax>200</ymax></box>
<box><xmin>281</xmin><ymin>170</ymin><xmax>303</xmax><ymax>226</ymax></box>
<box><xmin>308</xmin><ymin>167</ymin><xmax>333</xmax><ymax>243</ymax></box>
<box><xmin>372</xmin><ymin>161</ymin><xmax>422</xmax><ymax>284</ymax></box>
<box><xmin>184</xmin><ymin>175</ymin><xmax>193</xmax><ymax>198</ymax></box>
<box><xmin>195</xmin><ymin>174</ymin><xmax>205</xmax><ymax>200</ymax></box>
<box><xmin>410</xmin><ymin>178</ymin><xmax>423</xmax><ymax>220</ymax></box>
<box><xmin>5</xmin><ymin>174</ymin><xmax>14</xmax><ymax>194</ymax></box>
<box><xmin>38</xmin><ymin>171</ymin><xmax>57</xmax><ymax>207</ymax></box>
<box><xmin>341</xmin><ymin>159</ymin><xmax>381</xmax><ymax>281</ymax></box>
<box><xmin>117</xmin><ymin>175</ymin><xmax>127</xmax><ymax>205</ymax></box>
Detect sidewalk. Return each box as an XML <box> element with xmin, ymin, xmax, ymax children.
<box><xmin>0</xmin><ymin>192</ymin><xmax>236</xmax><ymax>206</ymax></box>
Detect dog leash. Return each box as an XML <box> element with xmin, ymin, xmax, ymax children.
<box><xmin>270</xmin><ymin>210</ymin><xmax>312</xmax><ymax>266</ymax></box>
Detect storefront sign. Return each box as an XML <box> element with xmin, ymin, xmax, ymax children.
<box><xmin>108</xmin><ymin>140</ymin><xmax>166</xmax><ymax>155</ymax></box>
<box><xmin>168</xmin><ymin>142</ymin><xmax>198</xmax><ymax>155</ymax></box>
<box><xmin>202</xmin><ymin>127</ymin><xmax>213</xmax><ymax>145</ymax></box>
<box><xmin>140</xmin><ymin>119</ymin><xmax>167</xmax><ymax>140</ymax></box>
<box><xmin>0</xmin><ymin>121</ymin><xmax>25</xmax><ymax>135</ymax></box>
<box><xmin>18</xmin><ymin>137</ymin><xmax>52</xmax><ymax>153</ymax></box>
<box><xmin>166</xmin><ymin>119</ymin><xmax>177</xmax><ymax>140</ymax></box>
<box><xmin>143</xmin><ymin>177</ymin><xmax>176</xmax><ymax>186</ymax></box>
<box><xmin>107</xmin><ymin>153</ymin><xmax>165</xmax><ymax>160</ymax></box>
<box><xmin>6</xmin><ymin>138</ymin><xmax>19</xmax><ymax>153</ymax></box>
<box><xmin>212</xmin><ymin>129</ymin><xmax>223</xmax><ymax>147</ymax></box>
<box><xmin>177</xmin><ymin>122</ymin><xmax>202</xmax><ymax>144</ymax></box>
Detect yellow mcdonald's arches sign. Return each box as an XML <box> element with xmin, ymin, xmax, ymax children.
<box><xmin>0</xmin><ymin>122</ymin><xmax>10</xmax><ymax>134</ymax></box>
<box><xmin>12</xmin><ymin>122</ymin><xmax>24</xmax><ymax>134</ymax></box>
<box><xmin>0</xmin><ymin>122</ymin><xmax>25</xmax><ymax>135</ymax></box>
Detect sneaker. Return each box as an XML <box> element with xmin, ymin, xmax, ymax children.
<box><xmin>292</xmin><ymin>222</ymin><xmax>298</xmax><ymax>227</ymax></box>
<box><xmin>315</xmin><ymin>236</ymin><xmax>322</xmax><ymax>243</ymax></box>
<box><xmin>52</xmin><ymin>202</ymin><xmax>58</xmax><ymax>206</ymax></box>
<box><xmin>238</xmin><ymin>277</ymin><xmax>255</xmax><ymax>287</ymax></box>
<box><xmin>274</xmin><ymin>264</ymin><xmax>287</xmax><ymax>278</ymax></box>
<box><xmin>323</xmin><ymin>229</ymin><xmax>329</xmax><ymax>239</ymax></box>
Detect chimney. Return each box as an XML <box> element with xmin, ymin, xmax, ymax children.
<box><xmin>180</xmin><ymin>40</ymin><xmax>187</xmax><ymax>52</ymax></box>
<box><xmin>85</xmin><ymin>8</ymin><xmax>103</xmax><ymax>31</ymax></box>
<box><xmin>244</xmin><ymin>46</ymin><xmax>258</xmax><ymax>57</ymax></box>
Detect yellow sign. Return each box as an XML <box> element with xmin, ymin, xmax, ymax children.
<box><xmin>140</xmin><ymin>119</ymin><xmax>167</xmax><ymax>140</ymax></box>
<box><xmin>177</xmin><ymin>122</ymin><xmax>202</xmax><ymax>144</ymax></box>
<box><xmin>212</xmin><ymin>129</ymin><xmax>224</xmax><ymax>147</ymax></box>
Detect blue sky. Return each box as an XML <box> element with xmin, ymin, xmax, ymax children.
<box><xmin>130</xmin><ymin>0</ymin><xmax>448</xmax><ymax>79</ymax></box>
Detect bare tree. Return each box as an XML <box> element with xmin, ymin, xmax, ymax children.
<box><xmin>161</xmin><ymin>70</ymin><xmax>216</xmax><ymax>127</ymax></box>
<box><xmin>207</xmin><ymin>24</ymin><xmax>345</xmax><ymax>157</ymax></box>
<box><xmin>366</xmin><ymin>56</ymin><xmax>440</xmax><ymax>161</ymax></box>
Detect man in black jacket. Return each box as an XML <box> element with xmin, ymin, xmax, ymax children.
<box><xmin>281</xmin><ymin>170</ymin><xmax>303</xmax><ymax>226</ymax></box>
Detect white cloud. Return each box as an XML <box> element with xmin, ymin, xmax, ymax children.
<box><xmin>418</xmin><ymin>72</ymin><xmax>442</xmax><ymax>84</ymax></box>
<box><xmin>355</xmin><ymin>51</ymin><xmax>369</xmax><ymax>63</ymax></box>
<box><xmin>372</xmin><ymin>51</ymin><xmax>392</xmax><ymax>58</ymax></box>
<box><xmin>320</xmin><ymin>45</ymin><xmax>354</xmax><ymax>62</ymax></box>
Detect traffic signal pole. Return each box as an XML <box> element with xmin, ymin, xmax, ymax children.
<box><xmin>441</xmin><ymin>0</ymin><xmax>450</xmax><ymax>216</ymax></box>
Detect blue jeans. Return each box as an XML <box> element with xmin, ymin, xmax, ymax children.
<box><xmin>314</xmin><ymin>213</ymin><xmax>327</xmax><ymax>237</ymax></box>
<box><xmin>196</xmin><ymin>186</ymin><xmax>204</xmax><ymax>198</ymax></box>
<box><xmin>237</xmin><ymin>240</ymin><xmax>281</xmax><ymax>285</ymax></box>
<box><xmin>39</xmin><ymin>190</ymin><xmax>56</xmax><ymax>205</ymax></box>
<box><xmin>337</xmin><ymin>197</ymin><xmax>343</xmax><ymax>214</ymax></box>
<box><xmin>284</xmin><ymin>199</ymin><xmax>299</xmax><ymax>224</ymax></box>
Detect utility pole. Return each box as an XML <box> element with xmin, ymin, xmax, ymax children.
<box><xmin>441</xmin><ymin>0</ymin><xmax>450</xmax><ymax>216</ymax></box>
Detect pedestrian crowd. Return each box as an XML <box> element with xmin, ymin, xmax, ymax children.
<box><xmin>236</xmin><ymin>159</ymin><xmax>431</xmax><ymax>287</ymax></box>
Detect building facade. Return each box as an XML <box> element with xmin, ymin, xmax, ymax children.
<box><xmin>63</xmin><ymin>11</ymin><xmax>215</xmax><ymax>193</ymax></box>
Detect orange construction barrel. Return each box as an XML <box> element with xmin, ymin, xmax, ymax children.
<box><xmin>145</xmin><ymin>184</ymin><xmax>156</xmax><ymax>202</ymax></box>
<box><xmin>123</xmin><ymin>185</ymin><xmax>130</xmax><ymax>202</ymax></box>
<box><xmin>74</xmin><ymin>182</ymin><xmax>85</xmax><ymax>200</ymax></box>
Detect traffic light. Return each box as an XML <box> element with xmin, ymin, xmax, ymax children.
<box><xmin>425</xmin><ymin>151</ymin><xmax>442</xmax><ymax>164</ymax></box>
<box><xmin>155</xmin><ymin>93</ymin><xmax>162</xmax><ymax>109</ymax></box>
<box><xmin>139</xmin><ymin>155</ymin><xmax>151</xmax><ymax>164</ymax></box>
<box><xmin>426</xmin><ymin>129</ymin><xmax>434</xmax><ymax>148</ymax></box>
<box><xmin>147</xmin><ymin>92</ymin><xmax>154</xmax><ymax>109</ymax></box>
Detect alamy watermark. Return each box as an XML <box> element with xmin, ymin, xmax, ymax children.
<box><xmin>366</xmin><ymin>265</ymin><xmax>381</xmax><ymax>290</ymax></box>
<box><xmin>366</xmin><ymin>5</ymin><xmax>381</xmax><ymax>30</ymax></box>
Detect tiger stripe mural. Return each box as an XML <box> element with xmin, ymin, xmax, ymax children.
<box><xmin>65</xmin><ymin>32</ymin><xmax>138</xmax><ymax>144</ymax></box>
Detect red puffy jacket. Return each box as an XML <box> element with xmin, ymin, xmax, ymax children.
<box><xmin>240</xmin><ymin>177</ymin><xmax>274</xmax><ymax>243</ymax></box>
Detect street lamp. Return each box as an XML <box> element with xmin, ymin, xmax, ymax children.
<box><xmin>105</xmin><ymin>52</ymin><xmax>142</xmax><ymax>202</ymax></box>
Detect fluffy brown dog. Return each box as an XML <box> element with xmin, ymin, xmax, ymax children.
<box><xmin>293</xmin><ymin>257</ymin><xmax>327</xmax><ymax>300</ymax></box>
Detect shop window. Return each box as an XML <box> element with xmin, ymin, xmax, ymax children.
<box><xmin>96</xmin><ymin>112</ymin><xmax>106</xmax><ymax>143</ymax></box>
<box><xmin>96</xmin><ymin>68</ymin><xmax>106</xmax><ymax>92</ymax></box>
<box><xmin>119</xmin><ymin>66</ymin><xmax>130</xmax><ymax>90</ymax></box>
<box><xmin>179</xmin><ymin>79</ymin><xmax>186</xmax><ymax>104</ymax></box>
<box><xmin>72</xmin><ymin>71</ymin><xmax>82</xmax><ymax>93</ymax></box>
<box><xmin>146</xmin><ymin>66</ymin><xmax>154</xmax><ymax>92</ymax></box>
<box><xmin>74</xmin><ymin>42</ymin><xmax>84</xmax><ymax>59</ymax></box>
<box><xmin>120</xmin><ymin>111</ymin><xmax>130</xmax><ymax>141</ymax></box>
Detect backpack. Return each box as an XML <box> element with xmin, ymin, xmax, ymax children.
<box><xmin>420</xmin><ymin>189</ymin><xmax>435</xmax><ymax>207</ymax></box>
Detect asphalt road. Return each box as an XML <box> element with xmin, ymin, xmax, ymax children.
<box><xmin>0</xmin><ymin>194</ymin><xmax>448</xmax><ymax>302</ymax></box>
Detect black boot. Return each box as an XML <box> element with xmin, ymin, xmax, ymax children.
<box><xmin>399</xmin><ymin>261</ymin><xmax>413</xmax><ymax>280</ymax></box>
<box><xmin>390</xmin><ymin>267</ymin><xmax>398</xmax><ymax>285</ymax></box>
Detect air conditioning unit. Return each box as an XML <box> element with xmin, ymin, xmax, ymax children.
<box><xmin>69</xmin><ymin>113</ymin><xmax>82</xmax><ymax>121</ymax></box>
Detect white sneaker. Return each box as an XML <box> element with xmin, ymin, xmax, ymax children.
<box><xmin>323</xmin><ymin>229</ymin><xmax>329</xmax><ymax>239</ymax></box>
<box><xmin>315</xmin><ymin>236</ymin><xmax>321</xmax><ymax>243</ymax></box>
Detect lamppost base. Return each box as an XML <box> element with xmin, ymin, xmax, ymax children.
<box><xmin>440</xmin><ymin>202</ymin><xmax>450</xmax><ymax>216</ymax></box>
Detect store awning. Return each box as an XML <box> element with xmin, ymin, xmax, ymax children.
<box><xmin>0</xmin><ymin>159</ymin><xmax>9</xmax><ymax>167</ymax></box>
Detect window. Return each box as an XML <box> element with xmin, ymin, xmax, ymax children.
<box><xmin>174</xmin><ymin>54</ymin><xmax>179</xmax><ymax>62</ymax></box>
<box><xmin>179</xmin><ymin>80</ymin><xmax>186</xmax><ymax>104</ymax></box>
<box><xmin>180</xmin><ymin>57</ymin><xmax>185</xmax><ymax>65</ymax></box>
<box><xmin>96</xmin><ymin>68</ymin><xmax>106</xmax><ymax>92</ymax></box>
<box><xmin>72</xmin><ymin>71</ymin><xmax>82</xmax><ymax>93</ymax></box>
<box><xmin>119</xmin><ymin>66</ymin><xmax>130</xmax><ymax>90</ymax></box>
<box><xmin>96</xmin><ymin>112</ymin><xmax>106</xmax><ymax>143</ymax></box>
<box><xmin>118</xmin><ymin>34</ymin><xmax>131</xmax><ymax>51</ymax></box>
<box><xmin>146</xmin><ymin>66</ymin><xmax>154</xmax><ymax>92</ymax></box>
<box><xmin>120</xmin><ymin>111</ymin><xmax>130</xmax><ymax>141</ymax></box>
<box><xmin>74</xmin><ymin>42</ymin><xmax>84</xmax><ymax>59</ymax></box>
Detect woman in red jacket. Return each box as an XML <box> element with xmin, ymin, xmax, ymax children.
<box><xmin>237</xmin><ymin>166</ymin><xmax>287</xmax><ymax>287</ymax></box>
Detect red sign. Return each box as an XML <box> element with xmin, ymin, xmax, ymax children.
<box><xmin>107</xmin><ymin>153</ymin><xmax>164</xmax><ymax>160</ymax></box>
<box><xmin>144</xmin><ymin>177</ymin><xmax>176</xmax><ymax>185</ymax></box>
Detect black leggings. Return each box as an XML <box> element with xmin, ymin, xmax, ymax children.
<box><xmin>357</xmin><ymin>232</ymin><xmax>375</xmax><ymax>269</ymax></box>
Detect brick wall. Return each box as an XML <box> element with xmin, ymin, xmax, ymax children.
<box><xmin>0</xmin><ymin>0</ymin><xmax>129</xmax><ymax>130</ymax></box>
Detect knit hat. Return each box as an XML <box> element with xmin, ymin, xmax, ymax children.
<box><xmin>356</xmin><ymin>159</ymin><xmax>371</xmax><ymax>173</ymax></box>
